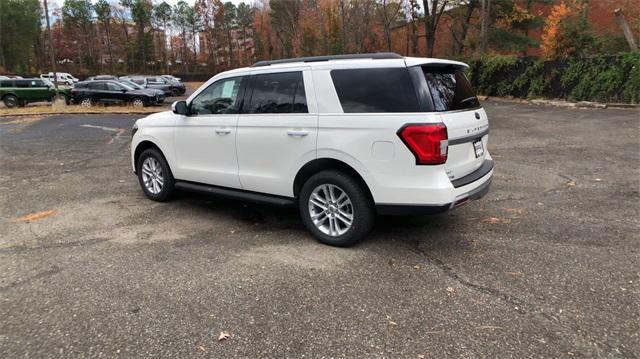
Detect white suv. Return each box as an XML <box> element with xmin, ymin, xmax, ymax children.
<box><xmin>131</xmin><ymin>53</ymin><xmax>493</xmax><ymax>246</ymax></box>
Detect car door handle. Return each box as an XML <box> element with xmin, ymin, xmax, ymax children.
<box><xmin>215</xmin><ymin>128</ymin><xmax>232</xmax><ymax>135</ymax></box>
<box><xmin>287</xmin><ymin>130</ymin><xmax>309</xmax><ymax>137</ymax></box>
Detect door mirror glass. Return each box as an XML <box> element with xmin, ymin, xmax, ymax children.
<box><xmin>172</xmin><ymin>100</ymin><xmax>187</xmax><ymax>115</ymax></box>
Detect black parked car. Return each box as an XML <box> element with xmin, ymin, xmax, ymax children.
<box><xmin>70</xmin><ymin>80</ymin><xmax>163</xmax><ymax>107</ymax></box>
<box><xmin>118</xmin><ymin>79</ymin><xmax>165</xmax><ymax>103</ymax></box>
<box><xmin>122</xmin><ymin>75</ymin><xmax>185</xmax><ymax>96</ymax></box>
<box><xmin>120</xmin><ymin>76</ymin><xmax>173</xmax><ymax>96</ymax></box>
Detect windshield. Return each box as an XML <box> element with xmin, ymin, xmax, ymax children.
<box><xmin>118</xmin><ymin>82</ymin><xmax>136</xmax><ymax>91</ymax></box>
<box><xmin>120</xmin><ymin>80</ymin><xmax>143</xmax><ymax>90</ymax></box>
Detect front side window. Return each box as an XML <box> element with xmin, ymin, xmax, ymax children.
<box><xmin>106</xmin><ymin>82</ymin><xmax>123</xmax><ymax>91</ymax></box>
<box><xmin>246</xmin><ymin>71</ymin><xmax>307</xmax><ymax>114</ymax></box>
<box><xmin>330</xmin><ymin>68</ymin><xmax>420</xmax><ymax>113</ymax></box>
<box><xmin>15</xmin><ymin>81</ymin><xmax>29</xmax><ymax>88</ymax></box>
<box><xmin>190</xmin><ymin>77</ymin><xmax>243</xmax><ymax>115</ymax></box>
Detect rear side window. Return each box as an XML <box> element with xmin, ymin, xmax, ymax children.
<box><xmin>421</xmin><ymin>67</ymin><xmax>479</xmax><ymax>111</ymax></box>
<box><xmin>330</xmin><ymin>68</ymin><xmax>419</xmax><ymax>113</ymax></box>
<box><xmin>88</xmin><ymin>82</ymin><xmax>107</xmax><ymax>90</ymax></box>
<box><xmin>246</xmin><ymin>71</ymin><xmax>307</xmax><ymax>114</ymax></box>
<box><xmin>0</xmin><ymin>80</ymin><xmax>13</xmax><ymax>87</ymax></box>
<box><xmin>15</xmin><ymin>81</ymin><xmax>29</xmax><ymax>88</ymax></box>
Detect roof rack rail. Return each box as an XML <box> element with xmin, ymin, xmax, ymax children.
<box><xmin>250</xmin><ymin>52</ymin><xmax>403</xmax><ymax>67</ymax></box>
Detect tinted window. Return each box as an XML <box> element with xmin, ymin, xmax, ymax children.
<box><xmin>30</xmin><ymin>80</ymin><xmax>45</xmax><ymax>87</ymax></box>
<box><xmin>330</xmin><ymin>68</ymin><xmax>419</xmax><ymax>113</ymax></box>
<box><xmin>1</xmin><ymin>80</ymin><xmax>13</xmax><ymax>87</ymax></box>
<box><xmin>15</xmin><ymin>81</ymin><xmax>29</xmax><ymax>88</ymax></box>
<box><xmin>88</xmin><ymin>82</ymin><xmax>107</xmax><ymax>90</ymax></box>
<box><xmin>246</xmin><ymin>71</ymin><xmax>307</xmax><ymax>114</ymax></box>
<box><xmin>422</xmin><ymin>67</ymin><xmax>479</xmax><ymax>111</ymax></box>
<box><xmin>106</xmin><ymin>82</ymin><xmax>123</xmax><ymax>91</ymax></box>
<box><xmin>190</xmin><ymin>77</ymin><xmax>243</xmax><ymax>115</ymax></box>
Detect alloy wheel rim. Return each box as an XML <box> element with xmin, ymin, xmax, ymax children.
<box><xmin>133</xmin><ymin>98</ymin><xmax>144</xmax><ymax>107</ymax></box>
<box><xmin>141</xmin><ymin>157</ymin><xmax>164</xmax><ymax>194</ymax></box>
<box><xmin>81</xmin><ymin>99</ymin><xmax>91</xmax><ymax>107</ymax></box>
<box><xmin>308</xmin><ymin>184</ymin><xmax>354</xmax><ymax>237</ymax></box>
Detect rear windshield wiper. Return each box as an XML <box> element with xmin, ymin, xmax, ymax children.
<box><xmin>459</xmin><ymin>96</ymin><xmax>477</xmax><ymax>104</ymax></box>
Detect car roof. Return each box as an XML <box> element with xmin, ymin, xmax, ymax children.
<box><xmin>221</xmin><ymin>53</ymin><xmax>468</xmax><ymax>77</ymax></box>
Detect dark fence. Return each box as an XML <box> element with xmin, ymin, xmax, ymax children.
<box><xmin>466</xmin><ymin>53</ymin><xmax>640</xmax><ymax>104</ymax></box>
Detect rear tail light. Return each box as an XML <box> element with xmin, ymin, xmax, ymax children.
<box><xmin>398</xmin><ymin>123</ymin><xmax>448</xmax><ymax>165</ymax></box>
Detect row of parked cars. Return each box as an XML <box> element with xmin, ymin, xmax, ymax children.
<box><xmin>0</xmin><ymin>74</ymin><xmax>186</xmax><ymax>108</ymax></box>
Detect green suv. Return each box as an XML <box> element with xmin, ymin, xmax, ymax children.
<box><xmin>0</xmin><ymin>78</ymin><xmax>71</xmax><ymax>108</ymax></box>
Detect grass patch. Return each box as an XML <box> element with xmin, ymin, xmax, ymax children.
<box><xmin>0</xmin><ymin>103</ymin><xmax>167</xmax><ymax>116</ymax></box>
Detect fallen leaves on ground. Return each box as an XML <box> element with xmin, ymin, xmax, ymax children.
<box><xmin>481</xmin><ymin>217</ymin><xmax>512</xmax><ymax>224</ymax></box>
<box><xmin>15</xmin><ymin>210</ymin><xmax>57</xmax><ymax>223</ymax></box>
<box><xmin>198</xmin><ymin>345</ymin><xmax>207</xmax><ymax>352</ymax></box>
<box><xmin>446</xmin><ymin>287</ymin><xmax>455</xmax><ymax>294</ymax></box>
<box><xmin>218</xmin><ymin>331</ymin><xmax>232</xmax><ymax>341</ymax></box>
<box><xmin>566</xmin><ymin>180</ymin><xmax>576</xmax><ymax>187</ymax></box>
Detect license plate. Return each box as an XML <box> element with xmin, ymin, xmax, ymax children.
<box><xmin>473</xmin><ymin>139</ymin><xmax>484</xmax><ymax>158</ymax></box>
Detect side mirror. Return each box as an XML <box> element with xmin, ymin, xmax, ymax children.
<box><xmin>172</xmin><ymin>100</ymin><xmax>188</xmax><ymax>115</ymax></box>
<box><xmin>121</xmin><ymin>89</ymin><xmax>127</xmax><ymax>93</ymax></box>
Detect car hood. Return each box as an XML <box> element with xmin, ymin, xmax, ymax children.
<box><xmin>136</xmin><ymin>111</ymin><xmax>174</xmax><ymax>127</ymax></box>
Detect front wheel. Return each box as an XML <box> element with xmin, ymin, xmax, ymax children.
<box><xmin>299</xmin><ymin>170</ymin><xmax>375</xmax><ymax>247</ymax></box>
<box><xmin>136</xmin><ymin>148</ymin><xmax>175</xmax><ymax>201</ymax></box>
<box><xmin>131</xmin><ymin>97</ymin><xmax>145</xmax><ymax>107</ymax></box>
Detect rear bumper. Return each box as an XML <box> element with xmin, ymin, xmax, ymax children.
<box><xmin>376</xmin><ymin>160</ymin><xmax>493</xmax><ymax>216</ymax></box>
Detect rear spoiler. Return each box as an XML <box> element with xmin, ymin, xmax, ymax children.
<box><xmin>403</xmin><ymin>57</ymin><xmax>469</xmax><ymax>69</ymax></box>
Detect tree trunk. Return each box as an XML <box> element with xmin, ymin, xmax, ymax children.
<box><xmin>457</xmin><ymin>0</ymin><xmax>477</xmax><ymax>54</ymax></box>
<box><xmin>614</xmin><ymin>8</ymin><xmax>638</xmax><ymax>52</ymax></box>
<box><xmin>481</xmin><ymin>0</ymin><xmax>490</xmax><ymax>53</ymax></box>
<box><xmin>105</xmin><ymin>21</ymin><xmax>115</xmax><ymax>73</ymax></box>
<box><xmin>163</xmin><ymin>22</ymin><xmax>168</xmax><ymax>74</ymax></box>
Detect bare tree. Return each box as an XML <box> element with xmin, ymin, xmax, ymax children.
<box><xmin>422</xmin><ymin>0</ymin><xmax>449</xmax><ymax>57</ymax></box>
<box><xmin>379</xmin><ymin>0</ymin><xmax>403</xmax><ymax>52</ymax></box>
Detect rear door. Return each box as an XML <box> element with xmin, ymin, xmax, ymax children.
<box><xmin>236</xmin><ymin>68</ymin><xmax>317</xmax><ymax>197</ymax></box>
<box><xmin>87</xmin><ymin>82</ymin><xmax>110</xmax><ymax>103</ymax></box>
<box><xmin>414</xmin><ymin>65</ymin><xmax>489</xmax><ymax>181</ymax></box>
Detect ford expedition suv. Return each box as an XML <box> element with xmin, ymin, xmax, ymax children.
<box><xmin>130</xmin><ymin>53</ymin><xmax>493</xmax><ymax>246</ymax></box>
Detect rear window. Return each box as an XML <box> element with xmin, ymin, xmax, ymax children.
<box><xmin>330</xmin><ymin>68</ymin><xmax>419</xmax><ymax>113</ymax></box>
<box><xmin>421</xmin><ymin>66</ymin><xmax>479</xmax><ymax>112</ymax></box>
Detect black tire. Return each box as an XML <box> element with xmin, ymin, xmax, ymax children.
<box><xmin>299</xmin><ymin>170</ymin><xmax>375</xmax><ymax>247</ymax></box>
<box><xmin>3</xmin><ymin>95</ymin><xmax>18</xmax><ymax>108</ymax></box>
<box><xmin>136</xmin><ymin>148</ymin><xmax>175</xmax><ymax>202</ymax></box>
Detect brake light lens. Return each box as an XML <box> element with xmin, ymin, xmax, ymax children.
<box><xmin>398</xmin><ymin>124</ymin><xmax>448</xmax><ymax>165</ymax></box>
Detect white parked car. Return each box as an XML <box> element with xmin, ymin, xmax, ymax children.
<box><xmin>40</xmin><ymin>72</ymin><xmax>78</xmax><ymax>86</ymax></box>
<box><xmin>131</xmin><ymin>53</ymin><xmax>493</xmax><ymax>246</ymax></box>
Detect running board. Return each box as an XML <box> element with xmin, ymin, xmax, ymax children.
<box><xmin>174</xmin><ymin>181</ymin><xmax>295</xmax><ymax>207</ymax></box>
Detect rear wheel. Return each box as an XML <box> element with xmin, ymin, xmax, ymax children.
<box><xmin>299</xmin><ymin>170</ymin><xmax>375</xmax><ymax>247</ymax></box>
<box><xmin>79</xmin><ymin>98</ymin><xmax>93</xmax><ymax>108</ymax></box>
<box><xmin>136</xmin><ymin>148</ymin><xmax>175</xmax><ymax>202</ymax></box>
<box><xmin>3</xmin><ymin>95</ymin><xmax>18</xmax><ymax>108</ymax></box>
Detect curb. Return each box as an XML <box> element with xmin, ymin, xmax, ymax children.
<box><xmin>480</xmin><ymin>96</ymin><xmax>639</xmax><ymax>110</ymax></box>
<box><xmin>1</xmin><ymin>111</ymin><xmax>160</xmax><ymax>117</ymax></box>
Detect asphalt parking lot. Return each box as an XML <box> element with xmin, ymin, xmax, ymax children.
<box><xmin>1</xmin><ymin>102</ymin><xmax>638</xmax><ymax>358</ymax></box>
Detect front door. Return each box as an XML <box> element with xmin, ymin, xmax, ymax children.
<box><xmin>237</xmin><ymin>69</ymin><xmax>318</xmax><ymax>197</ymax></box>
<box><xmin>172</xmin><ymin>76</ymin><xmax>247</xmax><ymax>189</ymax></box>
